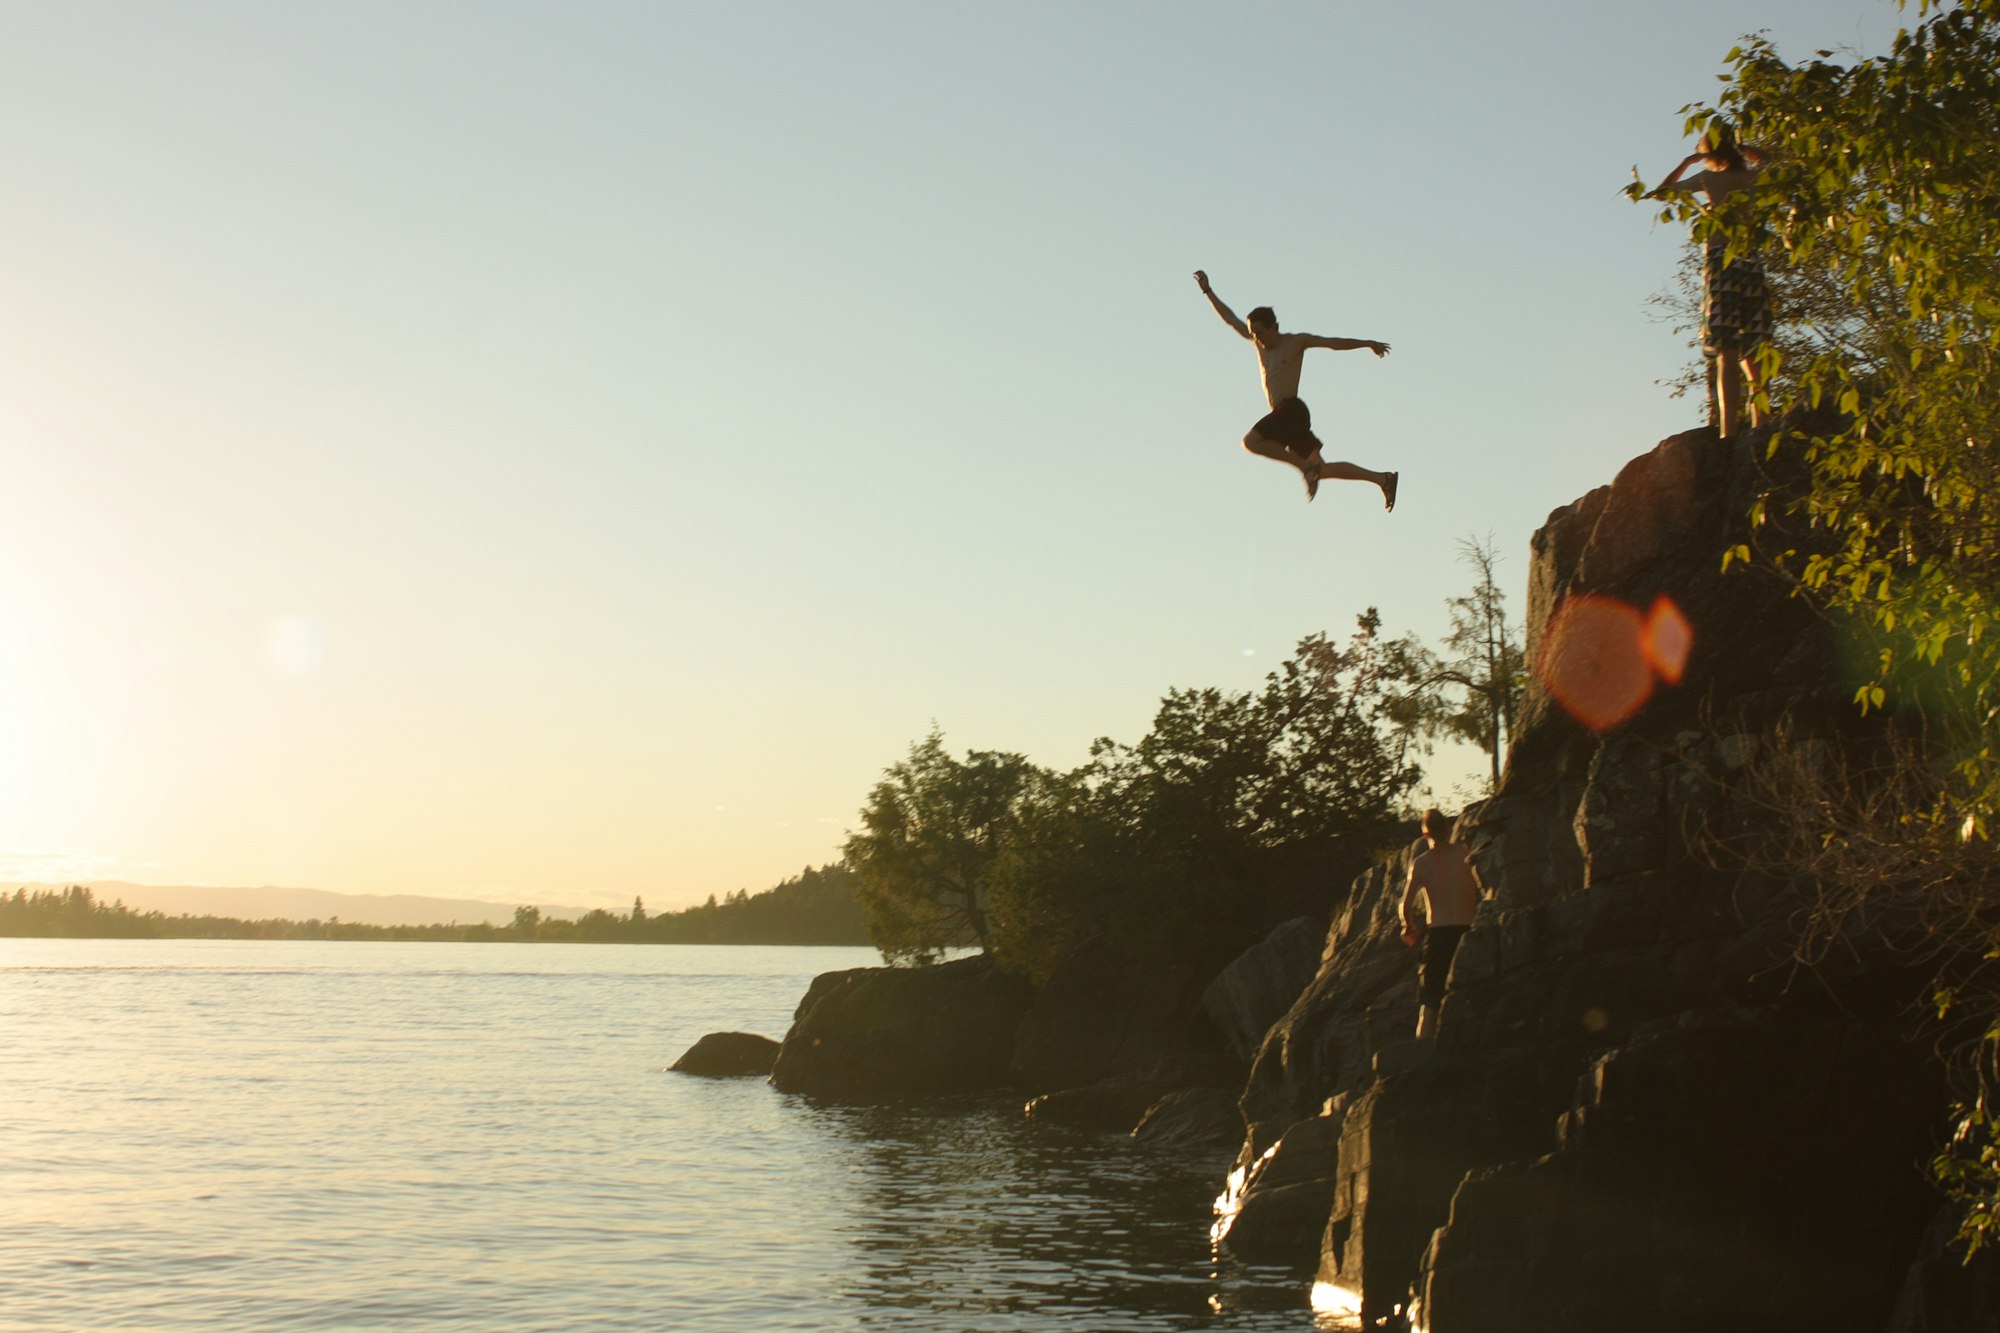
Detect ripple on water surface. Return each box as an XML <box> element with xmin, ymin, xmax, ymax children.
<box><xmin>1</xmin><ymin>939</ymin><xmax>1324</xmax><ymax>1330</ymax></box>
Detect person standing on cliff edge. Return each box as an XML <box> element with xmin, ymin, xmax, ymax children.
<box><xmin>1642</xmin><ymin>122</ymin><xmax>1771</xmax><ymax>438</ymax></box>
<box><xmin>1193</xmin><ymin>270</ymin><xmax>1399</xmax><ymax>508</ymax></box>
<box><xmin>1401</xmin><ymin>808</ymin><xmax>1482</xmax><ymax>1039</ymax></box>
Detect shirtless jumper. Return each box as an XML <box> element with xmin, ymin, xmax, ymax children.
<box><xmin>1193</xmin><ymin>270</ymin><xmax>1399</xmax><ymax>509</ymax></box>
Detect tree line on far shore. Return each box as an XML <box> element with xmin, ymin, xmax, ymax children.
<box><xmin>0</xmin><ymin>864</ymin><xmax>868</xmax><ymax>945</ymax></box>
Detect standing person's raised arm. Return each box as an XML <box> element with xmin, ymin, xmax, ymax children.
<box><xmin>1647</xmin><ymin>152</ymin><xmax>1708</xmax><ymax>199</ymax></box>
<box><xmin>1194</xmin><ymin>269</ymin><xmax>1251</xmax><ymax>339</ymax></box>
<box><xmin>1302</xmin><ymin>334</ymin><xmax>1391</xmax><ymax>357</ymax></box>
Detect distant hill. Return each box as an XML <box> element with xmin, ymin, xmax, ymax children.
<box><xmin>12</xmin><ymin>882</ymin><xmax>594</xmax><ymax>928</ymax></box>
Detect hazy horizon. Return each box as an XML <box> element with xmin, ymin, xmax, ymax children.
<box><xmin>6</xmin><ymin>878</ymin><xmax>607</xmax><ymax>927</ymax></box>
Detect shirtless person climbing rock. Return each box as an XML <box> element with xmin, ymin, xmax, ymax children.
<box><xmin>1194</xmin><ymin>269</ymin><xmax>1399</xmax><ymax>508</ymax></box>
<box><xmin>1400</xmin><ymin>808</ymin><xmax>1483</xmax><ymax>1039</ymax></box>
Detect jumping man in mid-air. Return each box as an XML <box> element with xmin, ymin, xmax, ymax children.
<box><xmin>1194</xmin><ymin>270</ymin><xmax>1399</xmax><ymax>508</ymax></box>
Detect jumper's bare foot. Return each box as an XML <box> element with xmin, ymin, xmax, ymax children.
<box><xmin>1383</xmin><ymin>472</ymin><xmax>1399</xmax><ymax>512</ymax></box>
<box><xmin>1304</xmin><ymin>458</ymin><xmax>1321</xmax><ymax>502</ymax></box>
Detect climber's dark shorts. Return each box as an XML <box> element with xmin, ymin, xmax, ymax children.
<box><xmin>1419</xmin><ymin>925</ymin><xmax>1470</xmax><ymax>1005</ymax></box>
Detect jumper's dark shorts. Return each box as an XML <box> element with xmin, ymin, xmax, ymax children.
<box><xmin>1419</xmin><ymin>925</ymin><xmax>1470</xmax><ymax>1006</ymax></box>
<box><xmin>1252</xmin><ymin>396</ymin><xmax>1320</xmax><ymax>458</ymax></box>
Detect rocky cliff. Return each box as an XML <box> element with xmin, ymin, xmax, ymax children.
<box><xmin>1226</xmin><ymin>424</ymin><xmax>1961</xmax><ymax>1331</ymax></box>
<box><xmin>769</xmin><ymin>424</ymin><xmax>1989</xmax><ymax>1329</ymax></box>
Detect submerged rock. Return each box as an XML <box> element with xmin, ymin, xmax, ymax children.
<box><xmin>1027</xmin><ymin>1067</ymin><xmax>1185</xmax><ymax>1131</ymax></box>
<box><xmin>668</xmin><ymin>1031</ymin><xmax>780</xmax><ymax>1078</ymax></box>
<box><xmin>1130</xmin><ymin>1087</ymin><xmax>1242</xmax><ymax>1151</ymax></box>
<box><xmin>1025</xmin><ymin>1052</ymin><xmax>1240</xmax><ymax>1128</ymax></box>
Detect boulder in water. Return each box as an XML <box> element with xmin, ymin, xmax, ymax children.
<box><xmin>770</xmin><ymin>954</ymin><xmax>1031</xmax><ymax>1100</ymax></box>
<box><xmin>669</xmin><ymin>1031</ymin><xmax>781</xmax><ymax>1078</ymax></box>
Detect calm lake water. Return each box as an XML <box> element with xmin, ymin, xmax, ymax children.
<box><xmin>1</xmin><ymin>939</ymin><xmax>1325</xmax><ymax>1331</ymax></box>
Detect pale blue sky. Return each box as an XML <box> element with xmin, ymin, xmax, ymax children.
<box><xmin>0</xmin><ymin>1</ymin><xmax>1895</xmax><ymax>910</ymax></box>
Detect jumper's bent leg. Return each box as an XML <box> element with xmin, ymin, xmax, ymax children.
<box><xmin>1243</xmin><ymin>430</ymin><xmax>1320</xmax><ymax>500</ymax></box>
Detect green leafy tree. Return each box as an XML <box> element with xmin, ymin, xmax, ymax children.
<box><xmin>988</xmin><ymin>619</ymin><xmax>1427</xmax><ymax>983</ymax></box>
<box><xmin>1636</xmin><ymin>0</ymin><xmax>2000</xmax><ymax>1248</ymax></box>
<box><xmin>844</xmin><ymin>729</ymin><xmax>1039</xmax><ymax>964</ymax></box>
<box><xmin>1632</xmin><ymin>0</ymin><xmax>2000</xmax><ymax>799</ymax></box>
<box><xmin>981</xmin><ymin>761</ymin><xmax>1141</xmax><ymax>984</ymax></box>
<box><xmin>1100</xmin><ymin>613</ymin><xmax>1427</xmax><ymax>868</ymax></box>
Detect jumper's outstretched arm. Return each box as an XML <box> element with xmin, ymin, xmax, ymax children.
<box><xmin>1303</xmin><ymin>335</ymin><xmax>1390</xmax><ymax>357</ymax></box>
<box><xmin>1193</xmin><ymin>270</ymin><xmax>1250</xmax><ymax>340</ymax></box>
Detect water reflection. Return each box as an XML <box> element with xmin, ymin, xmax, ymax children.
<box><xmin>791</xmin><ymin>1094</ymin><xmax>1319</xmax><ymax>1329</ymax></box>
<box><xmin>1309</xmin><ymin>1279</ymin><xmax>1366</xmax><ymax>1331</ymax></box>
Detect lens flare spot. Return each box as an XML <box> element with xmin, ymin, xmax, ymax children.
<box><xmin>1642</xmin><ymin>596</ymin><xmax>1693</xmax><ymax>684</ymax></box>
<box><xmin>267</xmin><ymin>615</ymin><xmax>324</xmax><ymax>676</ymax></box>
<box><xmin>1538</xmin><ymin>595</ymin><xmax>1653</xmax><ymax>731</ymax></box>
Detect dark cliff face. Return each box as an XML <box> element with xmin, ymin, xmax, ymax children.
<box><xmin>1234</xmin><ymin>427</ymin><xmax>1950</xmax><ymax>1331</ymax></box>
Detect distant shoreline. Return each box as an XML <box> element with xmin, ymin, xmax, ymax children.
<box><xmin>2</xmin><ymin>869</ymin><xmax>872</xmax><ymax>948</ymax></box>
<box><xmin>1</xmin><ymin>929</ymin><xmax>870</xmax><ymax>946</ymax></box>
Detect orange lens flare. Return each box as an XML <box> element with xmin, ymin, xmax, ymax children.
<box><xmin>1538</xmin><ymin>594</ymin><xmax>1693</xmax><ymax>732</ymax></box>
<box><xmin>1642</xmin><ymin>596</ymin><xmax>1692</xmax><ymax>685</ymax></box>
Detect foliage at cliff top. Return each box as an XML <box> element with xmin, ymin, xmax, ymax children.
<box><xmin>1637</xmin><ymin>0</ymin><xmax>2000</xmax><ymax>1250</ymax></box>
<box><xmin>1638</xmin><ymin>0</ymin><xmax>2000</xmax><ymax>822</ymax></box>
